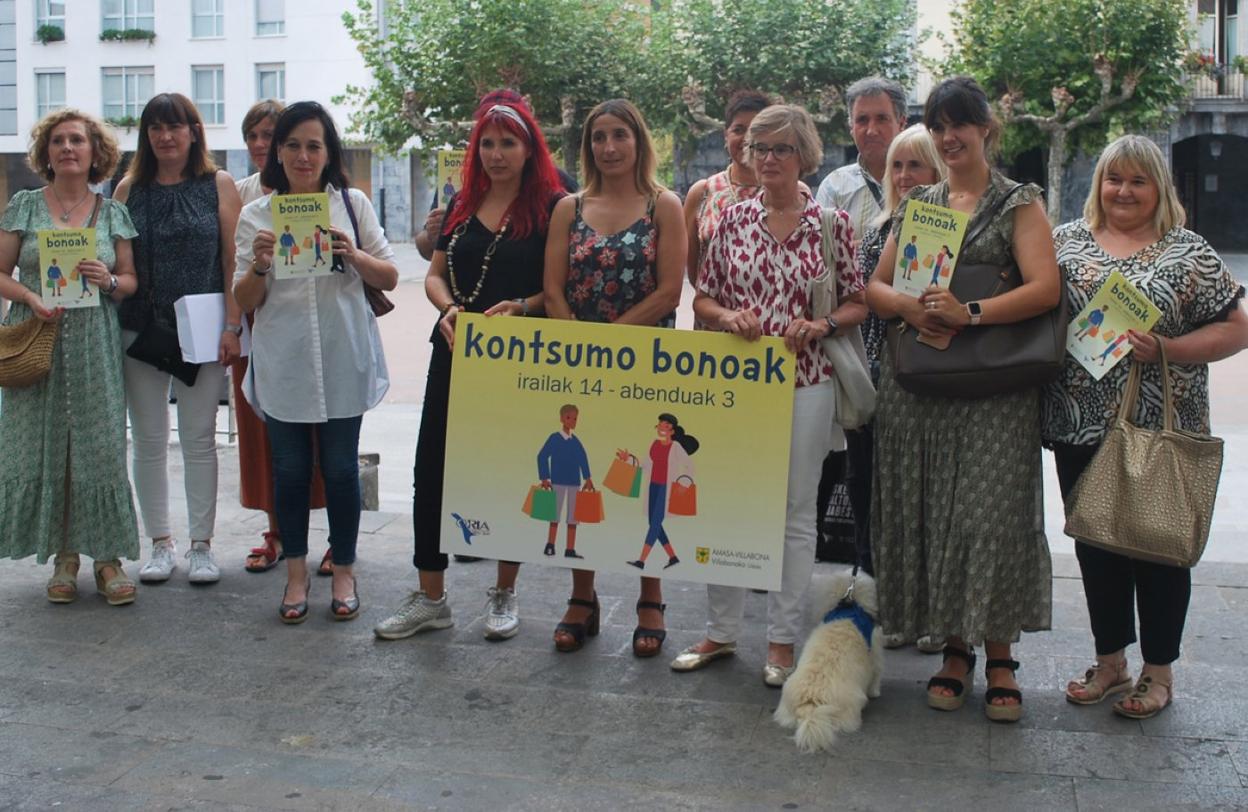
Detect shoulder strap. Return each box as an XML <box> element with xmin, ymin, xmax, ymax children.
<box><xmin>574</xmin><ymin>192</ymin><xmax>584</xmax><ymax>219</ymax></box>
<box><xmin>86</xmin><ymin>194</ymin><xmax>103</xmax><ymax>228</ymax></box>
<box><xmin>862</xmin><ymin>168</ymin><xmax>884</xmax><ymax>210</ymax></box>
<box><xmin>645</xmin><ymin>195</ymin><xmax>656</xmax><ymax>221</ymax></box>
<box><xmin>340</xmin><ymin>187</ymin><xmax>362</xmax><ymax>248</ymax></box>
<box><xmin>963</xmin><ymin>182</ymin><xmax>1023</xmax><ymax>249</ymax></box>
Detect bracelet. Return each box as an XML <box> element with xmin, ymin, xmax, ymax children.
<box><xmin>514</xmin><ymin>297</ymin><xmax>529</xmax><ymax>316</ymax></box>
<box><xmin>441</xmin><ymin>302</ymin><xmax>457</xmax><ymax>318</ymax></box>
<box><xmin>253</xmin><ymin>261</ymin><xmax>270</xmax><ymax>277</ymax></box>
<box><xmin>104</xmin><ymin>274</ymin><xmax>119</xmax><ymax>295</ymax></box>
<box><xmin>223</xmin><ymin>324</ymin><xmax>243</xmax><ymax>336</ymax></box>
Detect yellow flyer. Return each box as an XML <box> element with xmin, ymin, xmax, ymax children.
<box><xmin>1066</xmin><ymin>270</ymin><xmax>1160</xmax><ymax>380</ymax></box>
<box><xmin>270</xmin><ymin>193</ymin><xmax>333</xmax><ymax>279</ymax></box>
<box><xmin>443</xmin><ymin>314</ymin><xmax>796</xmax><ymax>590</ymax></box>
<box><xmin>892</xmin><ymin>200</ymin><xmax>970</xmax><ymax>298</ymax></box>
<box><xmin>37</xmin><ymin>228</ymin><xmax>99</xmax><ymax>309</ymax></box>
<box><xmin>436</xmin><ymin>149</ymin><xmax>465</xmax><ymax>206</ymax></box>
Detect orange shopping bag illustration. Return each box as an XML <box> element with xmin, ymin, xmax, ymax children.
<box><xmin>604</xmin><ymin>454</ymin><xmax>641</xmax><ymax>497</ymax></box>
<box><xmin>667</xmin><ymin>475</ymin><xmax>697</xmax><ymax>516</ymax></box>
<box><xmin>573</xmin><ymin>486</ymin><xmax>605</xmax><ymax>523</ymax></box>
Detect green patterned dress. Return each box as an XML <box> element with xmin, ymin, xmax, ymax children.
<box><xmin>871</xmin><ymin>173</ymin><xmax>1052</xmax><ymax>644</ymax></box>
<box><xmin>0</xmin><ymin>189</ymin><xmax>139</xmax><ymax>563</ymax></box>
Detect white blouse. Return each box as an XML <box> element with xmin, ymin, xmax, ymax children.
<box><xmin>235</xmin><ymin>172</ymin><xmax>266</xmax><ymax>205</ymax></box>
<box><xmin>233</xmin><ymin>184</ymin><xmax>394</xmax><ymax>423</ymax></box>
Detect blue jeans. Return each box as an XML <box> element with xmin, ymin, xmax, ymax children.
<box><xmin>644</xmin><ymin>482</ymin><xmax>669</xmax><ymax>547</ymax></box>
<box><xmin>265</xmin><ymin>414</ymin><xmax>362</xmax><ymax>565</ymax></box>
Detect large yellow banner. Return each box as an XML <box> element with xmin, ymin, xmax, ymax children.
<box><xmin>442</xmin><ymin>314</ymin><xmax>796</xmax><ymax>589</ymax></box>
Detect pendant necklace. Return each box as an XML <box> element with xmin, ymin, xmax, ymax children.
<box><xmin>50</xmin><ymin>186</ymin><xmax>90</xmax><ymax>223</ymax></box>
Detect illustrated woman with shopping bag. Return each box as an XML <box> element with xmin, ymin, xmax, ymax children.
<box><xmin>618</xmin><ymin>413</ymin><xmax>699</xmax><ymax>572</ymax></box>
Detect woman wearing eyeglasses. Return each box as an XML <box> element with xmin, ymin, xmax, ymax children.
<box><xmin>677</xmin><ymin>104</ymin><xmax>866</xmax><ymax>686</ymax></box>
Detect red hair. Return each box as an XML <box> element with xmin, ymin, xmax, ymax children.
<box><xmin>444</xmin><ymin>101</ymin><xmax>562</xmax><ymax>240</ymax></box>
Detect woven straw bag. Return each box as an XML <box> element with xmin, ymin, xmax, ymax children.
<box><xmin>0</xmin><ymin>316</ymin><xmax>59</xmax><ymax>388</ymax></box>
<box><xmin>1064</xmin><ymin>343</ymin><xmax>1224</xmax><ymax>568</ymax></box>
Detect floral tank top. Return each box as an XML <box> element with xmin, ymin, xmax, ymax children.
<box><xmin>564</xmin><ymin>194</ymin><xmax>675</xmax><ymax>327</ymax></box>
<box><xmin>695</xmin><ymin>167</ymin><xmax>761</xmax><ymax>251</ymax></box>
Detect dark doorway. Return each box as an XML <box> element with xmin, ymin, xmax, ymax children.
<box><xmin>1173</xmin><ymin>133</ymin><xmax>1248</xmax><ymax>251</ymax></box>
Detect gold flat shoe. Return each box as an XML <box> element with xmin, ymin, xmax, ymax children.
<box><xmin>763</xmin><ymin>662</ymin><xmax>796</xmax><ymax>688</ymax></box>
<box><xmin>670</xmin><ymin>642</ymin><xmax>737</xmax><ymax>672</ymax></box>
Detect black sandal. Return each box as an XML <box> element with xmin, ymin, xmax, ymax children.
<box><xmin>927</xmin><ymin>645</ymin><xmax>976</xmax><ymax>711</ymax></box>
<box><xmin>279</xmin><ymin>577</ymin><xmax>311</xmax><ymax>625</ymax></box>
<box><xmin>330</xmin><ymin>576</ymin><xmax>360</xmax><ymax>621</ymax></box>
<box><xmin>632</xmin><ymin>600</ymin><xmax>667</xmax><ymax>658</ymax></box>
<box><xmin>554</xmin><ymin>593</ymin><xmax>599</xmax><ymax>652</ymax></box>
<box><xmin>984</xmin><ymin>658</ymin><xmax>1023</xmax><ymax>723</ymax></box>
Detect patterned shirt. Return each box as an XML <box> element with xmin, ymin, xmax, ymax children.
<box><xmin>694</xmin><ymin>167</ymin><xmax>762</xmax><ymax>252</ymax></box>
<box><xmin>697</xmin><ymin>195</ymin><xmax>861</xmax><ymax>388</ymax></box>
<box><xmin>1041</xmin><ymin>219</ymin><xmax>1244</xmax><ymax>445</ymax></box>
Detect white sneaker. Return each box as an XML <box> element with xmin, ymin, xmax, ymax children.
<box><xmin>882</xmin><ymin>631</ymin><xmax>910</xmax><ymax>649</ymax></box>
<box><xmin>186</xmin><ymin>541</ymin><xmax>221</xmax><ymax>584</ymax></box>
<box><xmin>483</xmin><ymin>587</ymin><xmax>519</xmax><ymax>640</ymax></box>
<box><xmin>138</xmin><ymin>540</ymin><xmax>177</xmax><ymax>583</ymax></box>
<box><xmin>374</xmin><ymin>591</ymin><xmax>453</xmax><ymax>640</ymax></box>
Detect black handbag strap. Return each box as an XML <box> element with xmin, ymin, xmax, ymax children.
<box><xmin>961</xmin><ymin>182</ymin><xmax>1023</xmax><ymax>250</ymax></box>
<box><xmin>340</xmin><ymin>187</ymin><xmax>362</xmax><ymax>248</ymax></box>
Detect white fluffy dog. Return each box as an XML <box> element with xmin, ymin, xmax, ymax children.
<box><xmin>773</xmin><ymin>569</ymin><xmax>884</xmax><ymax>753</ymax></box>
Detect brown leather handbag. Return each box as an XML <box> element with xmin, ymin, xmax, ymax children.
<box><xmin>887</xmin><ymin>184</ymin><xmax>1067</xmax><ymax>398</ymax></box>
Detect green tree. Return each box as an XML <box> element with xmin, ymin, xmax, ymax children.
<box><xmin>949</xmin><ymin>0</ymin><xmax>1189</xmax><ymax>220</ymax></box>
<box><xmin>651</xmin><ymin>0</ymin><xmax>916</xmax><ymax>138</ymax></box>
<box><xmin>339</xmin><ymin>0</ymin><xmax>659</xmax><ymax>175</ymax></box>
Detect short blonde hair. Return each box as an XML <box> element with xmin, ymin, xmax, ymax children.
<box><xmin>1083</xmin><ymin>134</ymin><xmax>1185</xmax><ymax>234</ymax></box>
<box><xmin>747</xmin><ymin>104</ymin><xmax>823</xmax><ymax>177</ymax></box>
<box><xmin>27</xmin><ymin>108</ymin><xmax>121</xmax><ymax>184</ymax></box>
<box><xmin>875</xmin><ymin>124</ymin><xmax>945</xmax><ymax>227</ymax></box>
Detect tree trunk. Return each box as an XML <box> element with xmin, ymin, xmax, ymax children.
<box><xmin>1045</xmin><ymin>129</ymin><xmax>1066</xmax><ymax>224</ymax></box>
<box><xmin>562</xmin><ymin>126</ymin><xmax>579</xmax><ymax>180</ymax></box>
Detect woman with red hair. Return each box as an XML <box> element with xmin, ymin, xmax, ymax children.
<box><xmin>375</xmin><ymin>97</ymin><xmax>564</xmax><ymax>642</ymax></box>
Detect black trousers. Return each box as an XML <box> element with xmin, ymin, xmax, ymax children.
<box><xmin>412</xmin><ymin>341</ymin><xmax>453</xmax><ymax>572</ymax></box>
<box><xmin>1052</xmin><ymin>443</ymin><xmax>1191</xmax><ymax>665</ymax></box>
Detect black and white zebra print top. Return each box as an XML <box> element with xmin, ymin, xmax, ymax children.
<box><xmin>1042</xmin><ymin>219</ymin><xmax>1244</xmax><ymax>447</ymax></box>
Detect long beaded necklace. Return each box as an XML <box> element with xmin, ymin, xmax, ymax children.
<box><xmin>446</xmin><ymin>214</ymin><xmax>511</xmax><ymax>306</ymax></box>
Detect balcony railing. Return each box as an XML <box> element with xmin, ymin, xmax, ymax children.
<box><xmin>1186</xmin><ymin>69</ymin><xmax>1247</xmax><ymax>99</ymax></box>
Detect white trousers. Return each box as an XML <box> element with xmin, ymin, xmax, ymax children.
<box><xmin>706</xmin><ymin>380</ymin><xmax>835</xmax><ymax>645</ymax></box>
<box><xmin>122</xmin><ymin>330</ymin><xmax>222</xmax><ymax>542</ymax></box>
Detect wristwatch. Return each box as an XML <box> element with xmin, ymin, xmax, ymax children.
<box><xmin>824</xmin><ymin>315</ymin><xmax>839</xmax><ymax>335</ymax></box>
<box><xmin>252</xmin><ymin>261</ymin><xmax>270</xmax><ymax>276</ymax></box>
<box><xmin>104</xmin><ymin>274</ymin><xmax>119</xmax><ymax>295</ymax></box>
<box><xmin>514</xmin><ymin>297</ymin><xmax>529</xmax><ymax>316</ymax></box>
<box><xmin>223</xmin><ymin>324</ymin><xmax>243</xmax><ymax>336</ymax></box>
<box><xmin>966</xmin><ymin>301</ymin><xmax>983</xmax><ymax>326</ymax></box>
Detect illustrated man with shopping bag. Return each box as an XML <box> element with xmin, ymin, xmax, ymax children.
<box><xmin>535</xmin><ymin>405</ymin><xmax>597</xmax><ymax>559</ymax></box>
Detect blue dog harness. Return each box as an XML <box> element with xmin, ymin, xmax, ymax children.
<box><xmin>822</xmin><ymin>602</ymin><xmax>875</xmax><ymax>648</ymax></box>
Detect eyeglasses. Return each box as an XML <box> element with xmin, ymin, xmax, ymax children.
<box><xmin>747</xmin><ymin>143</ymin><xmax>797</xmax><ymax>159</ymax></box>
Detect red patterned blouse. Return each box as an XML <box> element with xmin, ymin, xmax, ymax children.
<box><xmin>696</xmin><ymin>194</ymin><xmax>861</xmax><ymax>388</ymax></box>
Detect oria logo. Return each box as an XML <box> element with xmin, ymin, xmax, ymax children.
<box><xmin>695</xmin><ymin>547</ymin><xmax>710</xmax><ymax>564</ymax></box>
<box><xmin>451</xmin><ymin>513</ymin><xmax>491</xmax><ymax>545</ymax></box>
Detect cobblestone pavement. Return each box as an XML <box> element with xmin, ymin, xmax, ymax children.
<box><xmin>1</xmin><ymin>243</ymin><xmax>1245</xmax><ymax>810</ymax></box>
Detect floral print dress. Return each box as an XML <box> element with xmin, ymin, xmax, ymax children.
<box><xmin>564</xmin><ymin>195</ymin><xmax>675</xmax><ymax>327</ymax></box>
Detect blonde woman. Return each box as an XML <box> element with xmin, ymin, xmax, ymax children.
<box><xmin>1045</xmin><ymin>135</ymin><xmax>1247</xmax><ymax>718</ymax></box>
<box><xmin>0</xmin><ymin>109</ymin><xmax>140</xmax><ymax>604</ymax></box>
<box><xmin>544</xmin><ymin>98</ymin><xmax>685</xmax><ymax>656</ymax></box>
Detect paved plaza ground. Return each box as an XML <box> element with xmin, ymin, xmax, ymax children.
<box><xmin>0</xmin><ymin>246</ymin><xmax>1246</xmax><ymax>810</ymax></box>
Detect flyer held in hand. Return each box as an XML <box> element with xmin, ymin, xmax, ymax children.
<box><xmin>891</xmin><ymin>200</ymin><xmax>970</xmax><ymax>299</ymax></box>
<box><xmin>442</xmin><ymin>314</ymin><xmax>796</xmax><ymax>590</ymax></box>
<box><xmin>270</xmin><ymin>192</ymin><xmax>334</xmax><ymax>279</ymax></box>
<box><xmin>37</xmin><ymin>228</ymin><xmax>99</xmax><ymax>310</ymax></box>
<box><xmin>1066</xmin><ymin>271</ymin><xmax>1160</xmax><ymax>380</ymax></box>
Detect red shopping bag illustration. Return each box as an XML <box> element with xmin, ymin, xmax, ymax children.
<box><xmin>574</xmin><ymin>487</ymin><xmax>605</xmax><ymax>523</ymax></box>
<box><xmin>668</xmin><ymin>475</ymin><xmax>697</xmax><ymax>516</ymax></box>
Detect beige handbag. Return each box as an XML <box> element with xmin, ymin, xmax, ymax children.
<box><xmin>0</xmin><ymin>314</ymin><xmax>59</xmax><ymax>388</ymax></box>
<box><xmin>1064</xmin><ymin>343</ymin><xmax>1224</xmax><ymax>568</ymax></box>
<box><xmin>814</xmin><ymin>207</ymin><xmax>875</xmax><ymax>429</ymax></box>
